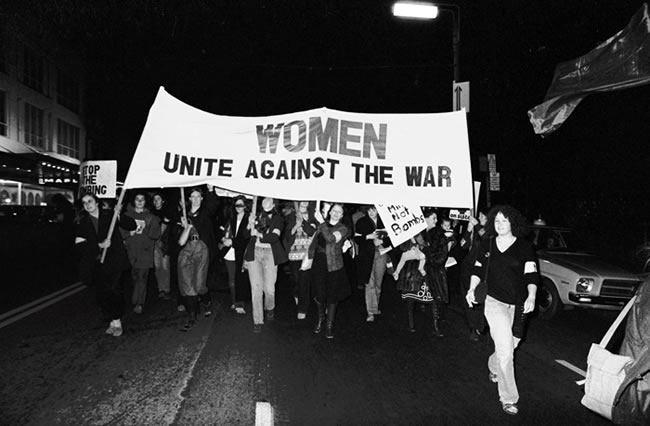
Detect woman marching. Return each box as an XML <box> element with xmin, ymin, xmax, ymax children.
<box><xmin>395</xmin><ymin>208</ymin><xmax>448</xmax><ymax>336</ymax></box>
<box><xmin>220</xmin><ymin>195</ymin><xmax>252</xmax><ymax>315</ymax></box>
<box><xmin>283</xmin><ymin>200</ymin><xmax>319</xmax><ymax>320</ymax></box>
<box><xmin>245</xmin><ymin>197</ymin><xmax>287</xmax><ymax>333</ymax></box>
<box><xmin>75</xmin><ymin>192</ymin><xmax>136</xmax><ymax>337</ymax></box>
<box><xmin>466</xmin><ymin>205</ymin><xmax>539</xmax><ymax>416</ymax></box>
<box><xmin>308</xmin><ymin>203</ymin><xmax>350</xmax><ymax>339</ymax></box>
<box><xmin>177</xmin><ymin>186</ymin><xmax>218</xmax><ymax>331</ymax></box>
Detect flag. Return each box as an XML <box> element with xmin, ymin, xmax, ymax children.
<box><xmin>528</xmin><ymin>3</ymin><xmax>650</xmax><ymax>136</ymax></box>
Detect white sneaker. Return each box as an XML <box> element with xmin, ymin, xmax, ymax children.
<box><xmin>297</xmin><ymin>312</ymin><xmax>306</xmax><ymax>320</ymax></box>
<box><xmin>366</xmin><ymin>315</ymin><xmax>375</xmax><ymax>322</ymax></box>
<box><xmin>235</xmin><ymin>307</ymin><xmax>246</xmax><ymax>315</ymax></box>
<box><xmin>177</xmin><ymin>305</ymin><xmax>186</xmax><ymax>312</ymax></box>
<box><xmin>105</xmin><ymin>325</ymin><xmax>115</xmax><ymax>335</ymax></box>
<box><xmin>112</xmin><ymin>325</ymin><xmax>123</xmax><ymax>337</ymax></box>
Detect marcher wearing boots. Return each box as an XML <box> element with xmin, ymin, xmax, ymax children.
<box><xmin>308</xmin><ymin>203</ymin><xmax>350</xmax><ymax>339</ymax></box>
<box><xmin>419</xmin><ymin>208</ymin><xmax>449</xmax><ymax>337</ymax></box>
<box><xmin>177</xmin><ymin>187</ymin><xmax>218</xmax><ymax>331</ymax></box>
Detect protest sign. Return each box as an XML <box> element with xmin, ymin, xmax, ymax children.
<box><xmin>79</xmin><ymin>160</ymin><xmax>117</xmax><ymax>198</ymax></box>
<box><xmin>123</xmin><ymin>87</ymin><xmax>473</xmax><ymax>208</ymax></box>
<box><xmin>449</xmin><ymin>209</ymin><xmax>472</xmax><ymax>221</ymax></box>
<box><xmin>375</xmin><ymin>203</ymin><xmax>427</xmax><ymax>247</ymax></box>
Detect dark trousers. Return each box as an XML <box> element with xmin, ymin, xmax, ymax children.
<box><xmin>289</xmin><ymin>260</ymin><xmax>311</xmax><ymax>314</ymax></box>
<box><xmin>94</xmin><ymin>264</ymin><xmax>127</xmax><ymax>321</ymax></box>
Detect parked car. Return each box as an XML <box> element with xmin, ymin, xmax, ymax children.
<box><xmin>530</xmin><ymin>224</ymin><xmax>643</xmax><ymax>319</ymax></box>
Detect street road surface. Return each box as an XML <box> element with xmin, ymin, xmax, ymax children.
<box><xmin>0</xmin><ymin>274</ymin><xmax>615</xmax><ymax>425</ymax></box>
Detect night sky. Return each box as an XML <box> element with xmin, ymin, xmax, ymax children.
<box><xmin>5</xmin><ymin>0</ymin><xmax>650</xmax><ymax>254</ymax></box>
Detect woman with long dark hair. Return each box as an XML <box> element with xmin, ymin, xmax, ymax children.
<box><xmin>75</xmin><ymin>192</ymin><xmax>136</xmax><ymax>337</ymax></box>
<box><xmin>221</xmin><ymin>195</ymin><xmax>252</xmax><ymax>314</ymax></box>
<box><xmin>283</xmin><ymin>200</ymin><xmax>318</xmax><ymax>320</ymax></box>
<box><xmin>395</xmin><ymin>208</ymin><xmax>448</xmax><ymax>336</ymax></box>
<box><xmin>308</xmin><ymin>203</ymin><xmax>350</xmax><ymax>339</ymax></box>
<box><xmin>466</xmin><ymin>205</ymin><xmax>539</xmax><ymax>416</ymax></box>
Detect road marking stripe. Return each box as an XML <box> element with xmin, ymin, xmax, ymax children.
<box><xmin>555</xmin><ymin>359</ymin><xmax>587</xmax><ymax>386</ymax></box>
<box><xmin>255</xmin><ymin>402</ymin><xmax>273</xmax><ymax>426</ymax></box>
<box><xmin>0</xmin><ymin>281</ymin><xmax>84</xmax><ymax>321</ymax></box>
<box><xmin>0</xmin><ymin>284</ymin><xmax>87</xmax><ymax>329</ymax></box>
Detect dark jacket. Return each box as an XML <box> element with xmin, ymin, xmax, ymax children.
<box><xmin>122</xmin><ymin>205</ymin><xmax>161</xmax><ymax>269</ymax></box>
<box><xmin>308</xmin><ymin>221</ymin><xmax>350</xmax><ymax>272</ymax></box>
<box><xmin>354</xmin><ymin>215</ymin><xmax>389</xmax><ymax>281</ymax></box>
<box><xmin>244</xmin><ymin>212</ymin><xmax>288</xmax><ymax>265</ymax></box>
<box><xmin>184</xmin><ymin>191</ymin><xmax>218</xmax><ymax>258</ymax></box>
<box><xmin>75</xmin><ymin>210</ymin><xmax>137</xmax><ymax>285</ymax></box>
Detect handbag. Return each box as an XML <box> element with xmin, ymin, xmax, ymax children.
<box><xmin>581</xmin><ymin>295</ymin><xmax>637</xmax><ymax>420</ymax></box>
<box><xmin>474</xmin><ymin>239</ymin><xmax>491</xmax><ymax>304</ymax></box>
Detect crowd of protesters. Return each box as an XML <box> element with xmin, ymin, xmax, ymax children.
<box><xmin>73</xmin><ymin>187</ymin><xmax>538</xmax><ymax>415</ymax></box>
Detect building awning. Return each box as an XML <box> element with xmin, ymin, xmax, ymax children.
<box><xmin>0</xmin><ymin>136</ymin><xmax>39</xmax><ymax>154</ymax></box>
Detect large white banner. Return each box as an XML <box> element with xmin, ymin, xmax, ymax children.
<box><xmin>124</xmin><ymin>87</ymin><xmax>473</xmax><ymax>207</ymax></box>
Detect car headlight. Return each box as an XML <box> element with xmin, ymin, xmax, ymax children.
<box><xmin>576</xmin><ymin>278</ymin><xmax>594</xmax><ymax>293</ymax></box>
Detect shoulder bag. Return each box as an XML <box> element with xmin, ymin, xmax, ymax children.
<box><xmin>581</xmin><ymin>295</ymin><xmax>637</xmax><ymax>420</ymax></box>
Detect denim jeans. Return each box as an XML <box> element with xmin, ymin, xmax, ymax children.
<box><xmin>365</xmin><ymin>249</ymin><xmax>387</xmax><ymax>315</ymax></box>
<box><xmin>246</xmin><ymin>245</ymin><xmax>278</xmax><ymax>325</ymax></box>
<box><xmin>484</xmin><ymin>295</ymin><xmax>521</xmax><ymax>404</ymax></box>
<box><xmin>154</xmin><ymin>244</ymin><xmax>170</xmax><ymax>293</ymax></box>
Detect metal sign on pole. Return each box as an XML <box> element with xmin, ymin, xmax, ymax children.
<box><xmin>452</xmin><ymin>81</ymin><xmax>470</xmax><ymax>112</ymax></box>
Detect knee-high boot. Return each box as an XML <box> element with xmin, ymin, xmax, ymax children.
<box><xmin>431</xmin><ymin>300</ymin><xmax>444</xmax><ymax>337</ymax></box>
<box><xmin>407</xmin><ymin>300</ymin><xmax>415</xmax><ymax>332</ymax></box>
<box><xmin>313</xmin><ymin>300</ymin><xmax>326</xmax><ymax>334</ymax></box>
<box><xmin>326</xmin><ymin>303</ymin><xmax>336</xmax><ymax>339</ymax></box>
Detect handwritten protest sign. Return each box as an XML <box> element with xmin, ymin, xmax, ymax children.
<box><xmin>375</xmin><ymin>203</ymin><xmax>427</xmax><ymax>247</ymax></box>
<box><xmin>449</xmin><ymin>209</ymin><xmax>472</xmax><ymax>221</ymax></box>
<box><xmin>79</xmin><ymin>160</ymin><xmax>117</xmax><ymax>198</ymax></box>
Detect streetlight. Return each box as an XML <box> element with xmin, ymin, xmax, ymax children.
<box><xmin>391</xmin><ymin>1</ymin><xmax>461</xmax><ymax>83</ymax></box>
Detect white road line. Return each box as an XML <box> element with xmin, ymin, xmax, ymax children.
<box><xmin>0</xmin><ymin>284</ymin><xmax>87</xmax><ymax>329</ymax></box>
<box><xmin>0</xmin><ymin>281</ymin><xmax>84</xmax><ymax>321</ymax></box>
<box><xmin>555</xmin><ymin>359</ymin><xmax>587</xmax><ymax>386</ymax></box>
<box><xmin>255</xmin><ymin>402</ymin><xmax>274</xmax><ymax>426</ymax></box>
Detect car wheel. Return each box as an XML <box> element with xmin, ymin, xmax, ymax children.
<box><xmin>536</xmin><ymin>278</ymin><xmax>562</xmax><ymax>320</ymax></box>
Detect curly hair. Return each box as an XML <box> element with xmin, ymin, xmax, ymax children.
<box><xmin>485</xmin><ymin>205</ymin><xmax>529</xmax><ymax>238</ymax></box>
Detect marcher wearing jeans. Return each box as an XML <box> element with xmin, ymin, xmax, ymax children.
<box><xmin>466</xmin><ymin>205</ymin><xmax>538</xmax><ymax>416</ymax></box>
<box><xmin>355</xmin><ymin>206</ymin><xmax>390</xmax><ymax>322</ymax></box>
<box><xmin>244</xmin><ymin>198</ymin><xmax>287</xmax><ymax>333</ymax></box>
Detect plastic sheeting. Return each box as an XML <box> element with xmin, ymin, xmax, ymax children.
<box><xmin>528</xmin><ymin>3</ymin><xmax>650</xmax><ymax>136</ymax></box>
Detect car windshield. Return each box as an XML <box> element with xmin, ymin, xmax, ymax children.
<box><xmin>529</xmin><ymin>227</ymin><xmax>590</xmax><ymax>252</ymax></box>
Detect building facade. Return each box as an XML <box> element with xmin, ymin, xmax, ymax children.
<box><xmin>0</xmin><ymin>22</ymin><xmax>87</xmax><ymax>207</ymax></box>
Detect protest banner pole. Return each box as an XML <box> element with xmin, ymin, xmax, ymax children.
<box><xmin>179</xmin><ymin>187</ymin><xmax>187</xmax><ymax>222</ymax></box>
<box><xmin>316</xmin><ymin>200</ymin><xmax>321</xmax><ymax>217</ymax></box>
<box><xmin>100</xmin><ymin>187</ymin><xmax>127</xmax><ymax>264</ymax></box>
<box><xmin>248</xmin><ymin>196</ymin><xmax>258</xmax><ymax>230</ymax></box>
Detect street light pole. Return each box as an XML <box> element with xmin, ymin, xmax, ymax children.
<box><xmin>392</xmin><ymin>1</ymin><xmax>461</xmax><ymax>82</ymax></box>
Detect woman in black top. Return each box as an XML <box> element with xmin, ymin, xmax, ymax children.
<box><xmin>75</xmin><ymin>192</ymin><xmax>136</xmax><ymax>337</ymax></box>
<box><xmin>466</xmin><ymin>205</ymin><xmax>539</xmax><ymax>416</ymax></box>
